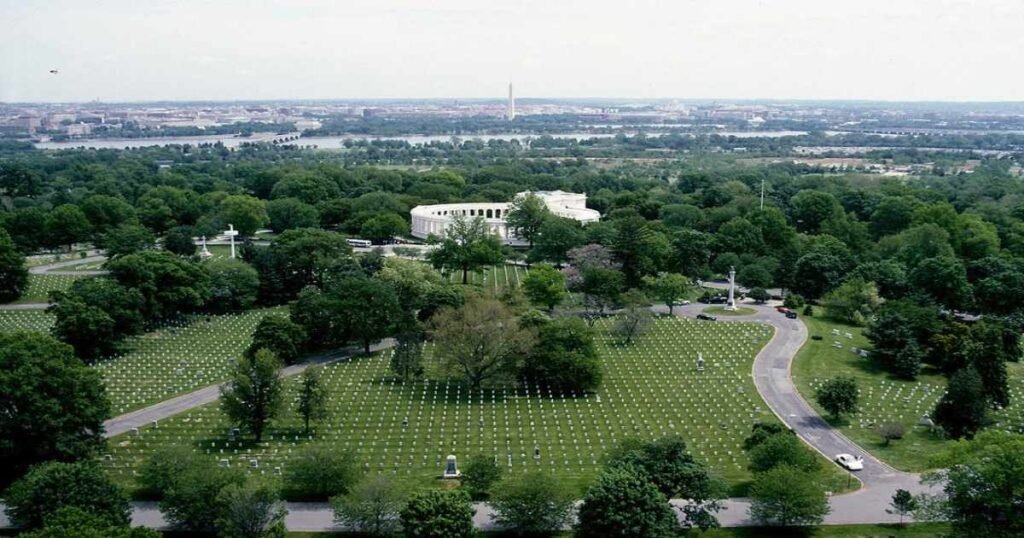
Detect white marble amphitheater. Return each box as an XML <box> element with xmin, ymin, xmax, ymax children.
<box><xmin>410</xmin><ymin>190</ymin><xmax>601</xmax><ymax>245</ymax></box>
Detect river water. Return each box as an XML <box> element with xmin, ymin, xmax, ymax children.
<box><xmin>34</xmin><ymin>130</ymin><xmax>809</xmax><ymax>150</ymax></box>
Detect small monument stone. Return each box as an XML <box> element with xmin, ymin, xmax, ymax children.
<box><xmin>443</xmin><ymin>455</ymin><xmax>461</xmax><ymax>478</ymax></box>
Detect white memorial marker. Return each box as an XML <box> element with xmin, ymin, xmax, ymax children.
<box><xmin>223</xmin><ymin>224</ymin><xmax>239</xmax><ymax>259</ymax></box>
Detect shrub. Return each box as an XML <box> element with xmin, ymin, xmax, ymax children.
<box><xmin>283</xmin><ymin>444</ymin><xmax>358</xmax><ymax>501</ymax></box>
<box><xmin>879</xmin><ymin>422</ymin><xmax>905</xmax><ymax>445</ymax></box>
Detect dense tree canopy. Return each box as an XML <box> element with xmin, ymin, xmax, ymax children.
<box><xmin>0</xmin><ymin>333</ymin><xmax>110</xmax><ymax>488</ymax></box>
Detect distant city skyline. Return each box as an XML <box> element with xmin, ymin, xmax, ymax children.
<box><xmin>2</xmin><ymin>0</ymin><xmax>1023</xmax><ymax>103</ymax></box>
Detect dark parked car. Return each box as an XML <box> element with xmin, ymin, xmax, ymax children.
<box><xmin>696</xmin><ymin>313</ymin><xmax>717</xmax><ymax>321</ymax></box>
<box><xmin>786</xmin><ymin>311</ymin><xmax>798</xmax><ymax>319</ymax></box>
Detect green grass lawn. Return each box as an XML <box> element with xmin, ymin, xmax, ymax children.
<box><xmin>703</xmin><ymin>306</ymin><xmax>757</xmax><ymax>316</ymax></box>
<box><xmin>104</xmin><ymin>317</ymin><xmax>810</xmax><ymax>496</ymax></box>
<box><xmin>444</xmin><ymin>264</ymin><xmax>530</xmax><ymax>291</ymax></box>
<box><xmin>7</xmin><ymin>273</ymin><xmax>90</xmax><ymax>304</ymax></box>
<box><xmin>792</xmin><ymin>307</ymin><xmax>1024</xmax><ymax>472</ymax></box>
<box><xmin>0</xmin><ymin>309</ymin><xmax>56</xmax><ymax>333</ymax></box>
<box><xmin>0</xmin><ymin>307</ymin><xmax>277</xmax><ymax>413</ymax></box>
<box><xmin>95</xmin><ymin>309</ymin><xmax>281</xmax><ymax>414</ymax></box>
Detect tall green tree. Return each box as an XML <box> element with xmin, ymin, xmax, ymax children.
<box><xmin>933</xmin><ymin>366</ymin><xmax>988</xmax><ymax>439</ymax></box>
<box><xmin>160</xmin><ymin>466</ymin><xmax>246</xmax><ymax>532</ymax></box>
<box><xmin>0</xmin><ymin>227</ymin><xmax>28</xmax><ymax>302</ymax></box>
<box><xmin>522</xmin><ymin>263</ymin><xmax>567</xmax><ymax>311</ymax></box>
<box><xmin>296</xmin><ymin>366</ymin><xmax>329</xmax><ymax>435</ymax></box>
<box><xmin>910</xmin><ymin>256</ymin><xmax>972</xmax><ymax>309</ymax></box>
<box><xmin>246</xmin><ymin>314</ymin><xmax>306</xmax><ymax>365</ymax></box>
<box><xmin>428</xmin><ymin>215</ymin><xmax>504</xmax><ymax>284</ymax></box>
<box><xmin>49</xmin><ymin>278</ymin><xmax>146</xmax><ymax>360</ymax></box>
<box><xmin>101</xmin><ymin>224</ymin><xmax>155</xmax><ymax>258</ymax></box>
<box><xmin>491</xmin><ymin>471</ymin><xmax>575</xmax><ymax>536</ymax></box>
<box><xmin>218</xmin><ymin>195</ymin><xmax>268</xmax><ymax>237</ymax></box>
<box><xmin>429</xmin><ymin>295</ymin><xmax>535</xmax><ymax>389</ymax></box>
<box><xmin>522</xmin><ymin>317</ymin><xmax>602</xmax><ymax>392</ymax></box>
<box><xmin>505</xmin><ymin>192</ymin><xmax>550</xmax><ymax>247</ymax></box>
<box><xmin>887</xmin><ymin>489</ymin><xmax>917</xmax><ymax>526</ymax></box>
<box><xmin>749</xmin><ymin>465</ymin><xmax>830</xmax><ymax>526</ymax></box>
<box><xmin>529</xmin><ymin>216</ymin><xmax>585</xmax><ymax>265</ymax></box>
<box><xmin>611</xmin><ymin>212</ymin><xmax>666</xmax><ymax>287</ymax></box>
<box><xmin>815</xmin><ymin>376</ymin><xmax>860</xmax><ymax>420</ymax></box>
<box><xmin>400</xmin><ymin>489</ymin><xmax>475</xmax><ymax>538</ymax></box>
<box><xmin>283</xmin><ymin>443</ymin><xmax>359</xmax><ymax>501</ymax></box>
<box><xmin>926</xmin><ymin>430</ymin><xmax>1024</xmax><ymax>536</ymax></box>
<box><xmin>0</xmin><ymin>332</ymin><xmax>109</xmax><ymax>488</ymax></box>
<box><xmin>252</xmin><ymin>228</ymin><xmax>352</xmax><ymax>303</ymax></box>
<box><xmin>613</xmin><ymin>292</ymin><xmax>654</xmax><ymax>345</ymax></box>
<box><xmin>18</xmin><ymin>507</ymin><xmax>160</xmax><ymax>538</ymax></box>
<box><xmin>4</xmin><ymin>461</ymin><xmax>129</xmax><ymax>530</ymax></box>
<box><xmin>220</xmin><ymin>349</ymin><xmax>284</xmax><ymax>442</ymax></box>
<box><xmin>82</xmin><ymin>194</ymin><xmax>138</xmax><ymax>238</ymax></box>
<box><xmin>46</xmin><ymin>204</ymin><xmax>92</xmax><ymax>251</ymax></box>
<box><xmin>163</xmin><ymin>226</ymin><xmax>197</xmax><ymax>257</ymax></box>
<box><xmin>461</xmin><ymin>453</ymin><xmax>503</xmax><ymax>500</ymax></box>
<box><xmin>266</xmin><ymin>197</ymin><xmax>320</xmax><ymax>233</ymax></box>
<box><xmin>822</xmin><ymin>278</ymin><xmax>882</xmax><ymax>326</ymax></box>
<box><xmin>331</xmin><ymin>475</ymin><xmax>406</xmax><ymax>537</ymax></box>
<box><xmin>360</xmin><ymin>212</ymin><xmax>409</xmax><ymax>244</ymax></box>
<box><xmin>643</xmin><ymin>272</ymin><xmax>690</xmax><ymax>315</ymax></box>
<box><xmin>579</xmin><ymin>267</ymin><xmax>625</xmax><ymax>324</ymax></box>
<box><xmin>575</xmin><ymin>467</ymin><xmax>678</xmax><ymax>538</ymax></box>
<box><xmin>205</xmin><ymin>258</ymin><xmax>260</xmax><ymax>313</ymax></box>
<box><xmin>605</xmin><ymin>435</ymin><xmax>726</xmax><ymax>530</ymax></box>
<box><xmin>215</xmin><ymin>478</ymin><xmax>288</xmax><ymax>538</ymax></box>
<box><xmin>106</xmin><ymin>251</ymin><xmax>211</xmax><ymax>319</ymax></box>
<box><xmin>322</xmin><ymin>276</ymin><xmax>404</xmax><ymax>353</ymax></box>
<box><xmin>389</xmin><ymin>332</ymin><xmax>425</xmax><ymax>382</ymax></box>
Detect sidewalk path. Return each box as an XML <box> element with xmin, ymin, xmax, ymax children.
<box><xmin>104</xmin><ymin>340</ymin><xmax>395</xmax><ymax>437</ymax></box>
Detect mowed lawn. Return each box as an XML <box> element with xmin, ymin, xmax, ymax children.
<box><xmin>444</xmin><ymin>264</ymin><xmax>531</xmax><ymax>291</ymax></box>
<box><xmin>792</xmin><ymin>308</ymin><xmax>1024</xmax><ymax>471</ymax></box>
<box><xmin>6</xmin><ymin>273</ymin><xmax>90</xmax><ymax>304</ymax></box>
<box><xmin>95</xmin><ymin>309</ymin><xmax>281</xmax><ymax>413</ymax></box>
<box><xmin>104</xmin><ymin>317</ymin><xmax>795</xmax><ymax>496</ymax></box>
<box><xmin>0</xmin><ymin>308</ymin><xmax>277</xmax><ymax>414</ymax></box>
<box><xmin>0</xmin><ymin>309</ymin><xmax>56</xmax><ymax>333</ymax></box>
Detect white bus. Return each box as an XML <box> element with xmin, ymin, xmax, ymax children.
<box><xmin>347</xmin><ymin>238</ymin><xmax>372</xmax><ymax>248</ymax></box>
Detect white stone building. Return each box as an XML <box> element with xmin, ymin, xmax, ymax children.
<box><xmin>410</xmin><ymin>190</ymin><xmax>600</xmax><ymax>245</ymax></box>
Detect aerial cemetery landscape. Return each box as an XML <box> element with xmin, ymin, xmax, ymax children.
<box><xmin>4</xmin><ymin>1</ymin><xmax>1024</xmax><ymax>536</ymax></box>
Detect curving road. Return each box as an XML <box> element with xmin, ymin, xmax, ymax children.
<box><xmin>669</xmin><ymin>303</ymin><xmax>934</xmax><ymax>525</ymax></box>
<box><xmin>0</xmin><ymin>301</ymin><xmax>934</xmax><ymax>531</ymax></box>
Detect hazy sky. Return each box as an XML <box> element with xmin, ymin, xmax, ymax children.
<box><xmin>2</xmin><ymin>0</ymin><xmax>1022</xmax><ymax>103</ymax></box>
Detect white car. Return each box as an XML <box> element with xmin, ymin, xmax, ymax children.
<box><xmin>835</xmin><ymin>453</ymin><xmax>864</xmax><ymax>471</ymax></box>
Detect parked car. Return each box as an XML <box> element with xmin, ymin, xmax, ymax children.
<box><xmin>680</xmin><ymin>300</ymin><xmax>692</xmax><ymax>305</ymax></box>
<box><xmin>696</xmin><ymin>313</ymin><xmax>717</xmax><ymax>321</ymax></box>
<box><xmin>776</xmin><ymin>306</ymin><xmax>790</xmax><ymax>314</ymax></box>
<box><xmin>786</xmin><ymin>311</ymin><xmax>798</xmax><ymax>319</ymax></box>
<box><xmin>835</xmin><ymin>453</ymin><xmax>864</xmax><ymax>471</ymax></box>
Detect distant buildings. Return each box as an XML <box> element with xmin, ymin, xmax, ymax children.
<box><xmin>410</xmin><ymin>191</ymin><xmax>600</xmax><ymax>246</ymax></box>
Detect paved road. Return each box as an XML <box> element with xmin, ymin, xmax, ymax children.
<box><xmin>1</xmin><ymin>302</ymin><xmax>935</xmax><ymax>531</ymax></box>
<box><xmin>0</xmin><ymin>255</ymin><xmax>110</xmax><ymax>311</ymax></box>
<box><xmin>672</xmin><ymin>303</ymin><xmax>935</xmax><ymax>520</ymax></box>
<box><xmin>104</xmin><ymin>340</ymin><xmax>395</xmax><ymax>437</ymax></box>
<box><xmin>29</xmin><ymin>254</ymin><xmax>109</xmax><ymax>276</ymax></box>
